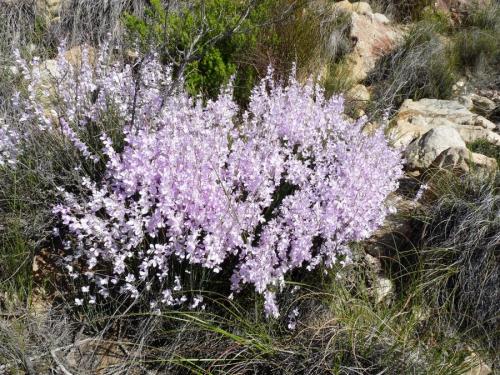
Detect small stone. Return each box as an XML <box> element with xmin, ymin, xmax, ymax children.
<box><xmin>372</xmin><ymin>276</ymin><xmax>394</xmax><ymax>304</ymax></box>
<box><xmin>347</xmin><ymin>84</ymin><xmax>371</xmax><ymax>102</ymax></box>
<box><xmin>332</xmin><ymin>0</ymin><xmax>353</xmax><ymax>13</ymax></box>
<box><xmin>8</xmin><ymin>65</ymin><xmax>19</xmax><ymax>75</ymax></box>
<box><xmin>470</xmin><ymin>94</ymin><xmax>496</xmax><ymax>117</ymax></box>
<box><xmin>364</xmin><ymin>253</ymin><xmax>382</xmax><ymax>274</ymax></box>
<box><xmin>373</xmin><ymin>13</ymin><xmax>390</xmax><ymax>24</ymax></box>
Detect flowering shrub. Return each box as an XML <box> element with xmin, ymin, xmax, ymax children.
<box><xmin>14</xmin><ymin>45</ymin><xmax>403</xmax><ymax>317</ymax></box>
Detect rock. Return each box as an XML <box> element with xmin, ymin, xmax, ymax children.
<box><xmin>452</xmin><ymin>78</ymin><xmax>468</xmax><ymax>96</ymax></box>
<box><xmin>399</xmin><ymin>99</ymin><xmax>495</xmax><ymax>128</ymax></box>
<box><xmin>346</xmin><ymin>84</ymin><xmax>371</xmax><ymax>113</ymax></box>
<box><xmin>363</xmin><ymin>192</ymin><xmax>418</xmax><ymax>258</ymax></box>
<box><xmin>432</xmin><ymin>147</ymin><xmax>498</xmax><ymax>173</ymax></box>
<box><xmin>413</xmin><ymin>306</ymin><xmax>431</xmax><ymax>323</ymax></box>
<box><xmin>364</xmin><ymin>253</ymin><xmax>394</xmax><ymax>304</ymax></box>
<box><xmin>390</xmin><ymin>98</ymin><xmax>498</xmax><ymax>149</ymax></box>
<box><xmin>455</xmin><ymin>125</ymin><xmax>500</xmax><ymax>146</ymax></box>
<box><xmin>8</xmin><ymin>65</ymin><xmax>19</xmax><ymax>76</ymax></box>
<box><xmin>476</xmin><ymin>88</ymin><xmax>500</xmax><ymax>107</ymax></box>
<box><xmin>331</xmin><ymin>2</ymin><xmax>401</xmax><ymax>83</ymax></box>
<box><xmin>372</xmin><ymin>276</ymin><xmax>394</xmax><ymax>304</ymax></box>
<box><xmin>470</xmin><ymin>94</ymin><xmax>497</xmax><ymax>117</ymax></box>
<box><xmin>362</xmin><ymin>121</ymin><xmax>382</xmax><ymax>135</ymax></box>
<box><xmin>37</xmin><ymin>0</ymin><xmax>63</xmax><ymax>20</ymax></box>
<box><xmin>364</xmin><ymin>253</ymin><xmax>382</xmax><ymax>274</ymax></box>
<box><xmin>458</xmin><ymin>95</ymin><xmax>474</xmax><ymax>110</ymax></box>
<box><xmin>32</xmin><ymin>45</ymin><xmax>95</xmax><ymax>124</ymax></box>
<box><xmin>405</xmin><ymin>126</ymin><xmax>466</xmax><ymax>170</ymax></box>
<box><xmin>346</xmin><ymin>12</ymin><xmax>401</xmax><ymax>82</ymax></box>
<box><xmin>373</xmin><ymin>13</ymin><xmax>390</xmax><ymax>24</ymax></box>
<box><xmin>436</xmin><ymin>0</ymin><xmax>493</xmax><ymax>14</ymax></box>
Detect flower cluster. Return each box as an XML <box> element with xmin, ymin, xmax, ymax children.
<box><xmin>15</xmin><ymin>46</ymin><xmax>403</xmax><ymax>317</ymax></box>
<box><xmin>0</xmin><ymin>119</ymin><xmax>19</xmax><ymax>167</ymax></box>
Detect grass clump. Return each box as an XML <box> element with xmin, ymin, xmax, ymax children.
<box><xmin>451</xmin><ymin>2</ymin><xmax>500</xmax><ymax>88</ymax></box>
<box><xmin>368</xmin><ymin>17</ymin><xmax>457</xmax><ymax>116</ymax></box>
<box><xmin>410</xmin><ymin>170</ymin><xmax>499</xmax><ymax>355</ymax></box>
<box><xmin>370</xmin><ymin>0</ymin><xmax>433</xmax><ymax>22</ymax></box>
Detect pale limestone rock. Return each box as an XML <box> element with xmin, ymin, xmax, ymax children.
<box><xmin>364</xmin><ymin>253</ymin><xmax>382</xmax><ymax>274</ymax></box>
<box><xmin>372</xmin><ymin>276</ymin><xmax>394</xmax><ymax>304</ymax></box>
<box><xmin>432</xmin><ymin>147</ymin><xmax>498</xmax><ymax>173</ymax></box>
<box><xmin>347</xmin><ymin>84</ymin><xmax>370</xmax><ymax>102</ymax></box>
<box><xmin>332</xmin><ymin>0</ymin><xmax>354</xmax><ymax>13</ymax></box>
<box><xmin>390</xmin><ymin>98</ymin><xmax>497</xmax><ymax>148</ymax></box>
<box><xmin>455</xmin><ymin>125</ymin><xmax>500</xmax><ymax>146</ymax></box>
<box><xmin>365</xmin><ymin>253</ymin><xmax>394</xmax><ymax>304</ymax></box>
<box><xmin>34</xmin><ymin>46</ymin><xmax>95</xmax><ymax>123</ymax></box>
<box><xmin>330</xmin><ymin>1</ymin><xmax>401</xmax><ymax>83</ymax></box>
<box><xmin>346</xmin><ymin>12</ymin><xmax>401</xmax><ymax>82</ymax></box>
<box><xmin>470</xmin><ymin>94</ymin><xmax>496</xmax><ymax>117</ymax></box>
<box><xmin>373</xmin><ymin>12</ymin><xmax>390</xmax><ymax>24</ymax></box>
<box><xmin>405</xmin><ymin>126</ymin><xmax>466</xmax><ymax>170</ymax></box>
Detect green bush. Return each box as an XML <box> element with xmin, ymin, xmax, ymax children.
<box><xmin>123</xmin><ymin>0</ymin><xmax>277</xmax><ymax>103</ymax></box>
<box><xmin>123</xmin><ymin>0</ymin><xmax>353</xmax><ymax>103</ymax></box>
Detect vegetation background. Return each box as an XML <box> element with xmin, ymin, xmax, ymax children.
<box><xmin>0</xmin><ymin>0</ymin><xmax>498</xmax><ymax>374</ymax></box>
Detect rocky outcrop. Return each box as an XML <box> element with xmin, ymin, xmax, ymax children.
<box><xmin>331</xmin><ymin>1</ymin><xmax>402</xmax><ymax>83</ymax></box>
<box><xmin>32</xmin><ymin>45</ymin><xmax>95</xmax><ymax>123</ymax></box>
<box><xmin>390</xmin><ymin>98</ymin><xmax>500</xmax><ymax>149</ymax></box>
<box><xmin>391</xmin><ymin>97</ymin><xmax>499</xmax><ymax>173</ymax></box>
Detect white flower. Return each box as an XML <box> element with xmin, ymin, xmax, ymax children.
<box><xmin>125</xmin><ymin>274</ymin><xmax>136</xmax><ymax>283</ymax></box>
<box><xmin>190</xmin><ymin>295</ymin><xmax>204</xmax><ymax>309</ymax></box>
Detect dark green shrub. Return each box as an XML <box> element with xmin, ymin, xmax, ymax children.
<box><xmin>123</xmin><ymin>0</ymin><xmax>277</xmax><ymax>103</ymax></box>
<box><xmin>123</xmin><ymin>0</ymin><xmax>352</xmax><ymax>103</ymax></box>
